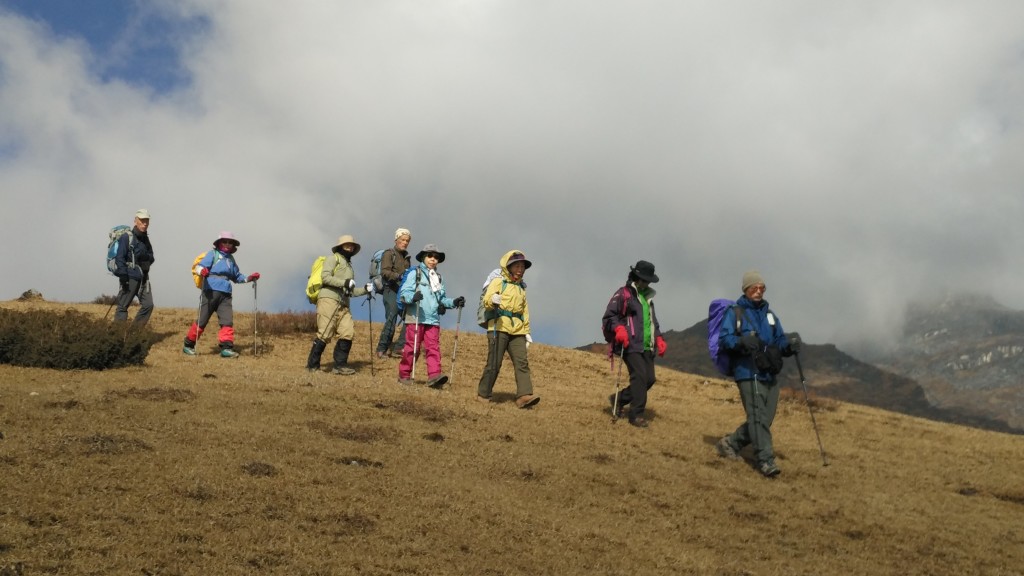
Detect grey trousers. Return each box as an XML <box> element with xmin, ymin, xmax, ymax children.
<box><xmin>114</xmin><ymin>277</ymin><xmax>153</xmax><ymax>325</ymax></box>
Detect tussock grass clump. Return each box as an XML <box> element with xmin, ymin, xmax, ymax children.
<box><xmin>0</xmin><ymin>309</ymin><xmax>159</xmax><ymax>370</ymax></box>
<box><xmin>257</xmin><ymin>310</ymin><xmax>316</xmax><ymax>335</ymax></box>
<box><xmin>91</xmin><ymin>294</ymin><xmax>118</xmax><ymax>305</ymax></box>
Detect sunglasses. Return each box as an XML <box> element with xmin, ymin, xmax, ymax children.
<box><xmin>424</xmin><ymin>252</ymin><xmax>439</xmax><ymax>259</ymax></box>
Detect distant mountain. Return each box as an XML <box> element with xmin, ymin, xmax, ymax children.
<box><xmin>579</xmin><ymin>293</ymin><xmax>1024</xmax><ymax>434</ymax></box>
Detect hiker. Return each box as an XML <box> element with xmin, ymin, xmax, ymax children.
<box><xmin>603</xmin><ymin>260</ymin><xmax>667</xmax><ymax>428</ymax></box>
<box><xmin>476</xmin><ymin>250</ymin><xmax>539</xmax><ymax>408</ymax></box>
<box><xmin>183</xmin><ymin>231</ymin><xmax>260</xmax><ymax>358</ymax></box>
<box><xmin>305</xmin><ymin>235</ymin><xmax>373</xmax><ymax>374</ymax></box>
<box><xmin>397</xmin><ymin>243</ymin><xmax>464</xmax><ymax>387</ymax></box>
<box><xmin>375</xmin><ymin>228</ymin><xmax>412</xmax><ymax>358</ymax></box>
<box><xmin>113</xmin><ymin>209</ymin><xmax>155</xmax><ymax>325</ymax></box>
<box><xmin>715</xmin><ymin>270</ymin><xmax>801</xmax><ymax>477</ymax></box>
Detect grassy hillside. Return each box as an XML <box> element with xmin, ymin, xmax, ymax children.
<box><xmin>1</xmin><ymin>300</ymin><xmax>1023</xmax><ymax>575</ymax></box>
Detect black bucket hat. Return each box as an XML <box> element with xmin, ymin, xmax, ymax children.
<box><xmin>416</xmin><ymin>243</ymin><xmax>446</xmax><ymax>263</ymax></box>
<box><xmin>630</xmin><ymin>260</ymin><xmax>659</xmax><ymax>283</ymax></box>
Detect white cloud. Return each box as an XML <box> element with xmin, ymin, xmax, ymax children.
<box><xmin>2</xmin><ymin>0</ymin><xmax>1024</xmax><ymax>352</ymax></box>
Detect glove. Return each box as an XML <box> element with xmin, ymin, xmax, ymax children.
<box><xmin>656</xmin><ymin>336</ymin><xmax>667</xmax><ymax>357</ymax></box>
<box><xmin>614</xmin><ymin>325</ymin><xmax>629</xmax><ymax>348</ymax></box>
<box><xmin>526</xmin><ymin>334</ymin><xmax>533</xmax><ymax>348</ymax></box>
<box><xmin>438</xmin><ymin>303</ymin><xmax>447</xmax><ymax>315</ymax></box>
<box><xmin>246</xmin><ymin>272</ymin><xmax>260</xmax><ymax>282</ymax></box>
<box><xmin>344</xmin><ymin>279</ymin><xmax>356</xmax><ymax>292</ymax></box>
<box><xmin>411</xmin><ymin>291</ymin><xmax>423</xmax><ymax>303</ymax></box>
<box><xmin>490</xmin><ymin>293</ymin><xmax>501</xmax><ymax>305</ymax></box>
<box><xmin>740</xmin><ymin>333</ymin><xmax>762</xmax><ymax>354</ymax></box>
<box><xmin>786</xmin><ymin>332</ymin><xmax>802</xmax><ymax>354</ymax></box>
<box><xmin>364</xmin><ymin>282</ymin><xmax>374</xmax><ymax>293</ymax></box>
<box><xmin>453</xmin><ymin>296</ymin><xmax>466</xmax><ymax>308</ymax></box>
<box><xmin>199</xmin><ymin>267</ymin><xmax>210</xmax><ymax>278</ymax></box>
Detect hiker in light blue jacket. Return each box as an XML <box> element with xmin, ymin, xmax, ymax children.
<box><xmin>183</xmin><ymin>231</ymin><xmax>260</xmax><ymax>358</ymax></box>
<box><xmin>397</xmin><ymin>243</ymin><xmax>465</xmax><ymax>388</ymax></box>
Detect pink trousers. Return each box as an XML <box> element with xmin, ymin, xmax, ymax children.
<box><xmin>398</xmin><ymin>323</ymin><xmax>442</xmax><ymax>380</ymax></box>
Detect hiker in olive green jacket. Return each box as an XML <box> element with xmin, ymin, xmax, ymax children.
<box><xmin>306</xmin><ymin>235</ymin><xmax>372</xmax><ymax>374</ymax></box>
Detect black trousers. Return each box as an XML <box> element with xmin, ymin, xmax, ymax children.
<box><xmin>618</xmin><ymin>350</ymin><xmax>656</xmax><ymax>419</ymax></box>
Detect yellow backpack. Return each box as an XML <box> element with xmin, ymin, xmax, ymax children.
<box><xmin>306</xmin><ymin>253</ymin><xmax>340</xmax><ymax>304</ymax></box>
<box><xmin>191</xmin><ymin>251</ymin><xmax>222</xmax><ymax>289</ymax></box>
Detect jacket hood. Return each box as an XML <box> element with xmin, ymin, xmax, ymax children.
<box><xmin>499</xmin><ymin>250</ymin><xmax>531</xmax><ymax>282</ymax></box>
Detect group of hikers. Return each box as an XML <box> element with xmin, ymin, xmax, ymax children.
<box><xmin>111</xmin><ymin>211</ymin><xmax>803</xmax><ymax>478</ymax></box>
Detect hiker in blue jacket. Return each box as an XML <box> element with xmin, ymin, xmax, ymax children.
<box><xmin>715</xmin><ymin>270</ymin><xmax>801</xmax><ymax>477</ymax></box>
<box><xmin>183</xmin><ymin>231</ymin><xmax>260</xmax><ymax>358</ymax></box>
<box><xmin>113</xmin><ymin>208</ymin><xmax>155</xmax><ymax>325</ymax></box>
<box><xmin>603</xmin><ymin>260</ymin><xmax>667</xmax><ymax>428</ymax></box>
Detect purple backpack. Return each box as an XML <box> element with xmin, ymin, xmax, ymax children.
<box><xmin>708</xmin><ymin>299</ymin><xmax>742</xmax><ymax>376</ymax></box>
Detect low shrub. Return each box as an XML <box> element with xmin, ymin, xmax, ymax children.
<box><xmin>256</xmin><ymin>310</ymin><xmax>316</xmax><ymax>336</ymax></box>
<box><xmin>0</xmin><ymin>309</ymin><xmax>159</xmax><ymax>370</ymax></box>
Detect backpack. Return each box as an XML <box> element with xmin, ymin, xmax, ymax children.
<box><xmin>708</xmin><ymin>299</ymin><xmax>741</xmax><ymax>376</ymax></box>
<box><xmin>601</xmin><ymin>286</ymin><xmax>632</xmax><ymax>345</ymax></box>
<box><xmin>305</xmin><ymin>253</ymin><xmax>340</xmax><ymax>304</ymax></box>
<box><xmin>192</xmin><ymin>251</ymin><xmax>223</xmax><ymax>289</ymax></box>
<box><xmin>368</xmin><ymin>248</ymin><xmax>388</xmax><ymax>294</ymax></box>
<box><xmin>395</xmin><ymin>266</ymin><xmax>422</xmax><ymax>315</ymax></box>
<box><xmin>106</xmin><ymin>225</ymin><xmax>134</xmax><ymax>275</ymax></box>
<box><xmin>476</xmin><ymin>268</ymin><xmax>508</xmax><ymax>329</ymax></box>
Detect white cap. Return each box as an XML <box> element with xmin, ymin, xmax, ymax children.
<box><xmin>135</xmin><ymin>209</ymin><xmax>151</xmax><ymax>220</ymax></box>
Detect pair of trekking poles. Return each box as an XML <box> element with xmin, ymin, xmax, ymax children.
<box><xmin>190</xmin><ymin>279</ymin><xmax>260</xmax><ymax>357</ymax></box>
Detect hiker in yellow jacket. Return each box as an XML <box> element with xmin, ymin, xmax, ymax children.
<box><xmin>476</xmin><ymin>250</ymin><xmax>539</xmax><ymax>408</ymax></box>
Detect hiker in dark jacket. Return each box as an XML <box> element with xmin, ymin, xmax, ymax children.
<box><xmin>603</xmin><ymin>260</ymin><xmax>667</xmax><ymax>428</ymax></box>
<box><xmin>113</xmin><ymin>208</ymin><xmax>156</xmax><ymax>326</ymax></box>
<box><xmin>183</xmin><ymin>231</ymin><xmax>260</xmax><ymax>358</ymax></box>
<box><xmin>375</xmin><ymin>228</ymin><xmax>412</xmax><ymax>358</ymax></box>
<box><xmin>715</xmin><ymin>270</ymin><xmax>801</xmax><ymax>478</ymax></box>
<box><xmin>306</xmin><ymin>235</ymin><xmax>372</xmax><ymax>374</ymax></box>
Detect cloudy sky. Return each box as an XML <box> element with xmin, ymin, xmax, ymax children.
<box><xmin>2</xmin><ymin>0</ymin><xmax>1023</xmax><ymax>353</ymax></box>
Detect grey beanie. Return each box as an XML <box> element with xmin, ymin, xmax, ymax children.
<box><xmin>742</xmin><ymin>270</ymin><xmax>765</xmax><ymax>292</ymax></box>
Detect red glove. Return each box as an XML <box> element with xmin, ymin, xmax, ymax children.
<box><xmin>614</xmin><ymin>325</ymin><xmax>629</xmax><ymax>348</ymax></box>
<box><xmin>656</xmin><ymin>336</ymin><xmax>667</xmax><ymax>357</ymax></box>
<box><xmin>247</xmin><ymin>272</ymin><xmax>261</xmax><ymax>282</ymax></box>
<box><xmin>199</xmin><ymin>267</ymin><xmax>210</xmax><ymax>277</ymax></box>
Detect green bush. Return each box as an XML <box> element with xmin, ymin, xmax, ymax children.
<box><xmin>0</xmin><ymin>309</ymin><xmax>159</xmax><ymax>370</ymax></box>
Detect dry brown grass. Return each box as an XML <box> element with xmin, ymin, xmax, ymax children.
<box><xmin>1</xmin><ymin>299</ymin><xmax>1023</xmax><ymax>575</ymax></box>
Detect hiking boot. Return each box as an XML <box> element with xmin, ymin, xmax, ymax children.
<box><xmin>716</xmin><ymin>436</ymin><xmax>739</xmax><ymax>460</ymax></box>
<box><xmin>629</xmin><ymin>416</ymin><xmax>649</xmax><ymax>428</ymax></box>
<box><xmin>515</xmin><ymin>394</ymin><xmax>540</xmax><ymax>409</ymax></box>
<box><xmin>182</xmin><ymin>346</ymin><xmax>196</xmax><ymax>356</ymax></box>
<box><xmin>476</xmin><ymin>395</ymin><xmax>493</xmax><ymax>403</ymax></box>
<box><xmin>426</xmin><ymin>374</ymin><xmax>449</xmax><ymax>389</ymax></box>
<box><xmin>397</xmin><ymin>377</ymin><xmax>414</xmax><ymax>386</ymax></box>
<box><xmin>376</xmin><ymin>350</ymin><xmax>389</xmax><ymax>359</ymax></box>
<box><xmin>332</xmin><ymin>366</ymin><xmax>356</xmax><ymax>375</ymax></box>
<box><xmin>220</xmin><ymin>348</ymin><xmax>239</xmax><ymax>358</ymax></box>
<box><xmin>759</xmin><ymin>461</ymin><xmax>781</xmax><ymax>478</ymax></box>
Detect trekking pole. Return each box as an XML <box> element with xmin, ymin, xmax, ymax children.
<box><xmin>450</xmin><ymin>305</ymin><xmax>463</xmax><ymax>386</ymax></box>
<box><xmin>411</xmin><ymin>300</ymin><xmax>420</xmax><ymax>381</ymax></box>
<box><xmin>611</xmin><ymin>346</ymin><xmax>625</xmax><ymax>423</ymax></box>
<box><xmin>795</xmin><ymin>353</ymin><xmax>829</xmax><ymax>466</ymax></box>
<box><xmin>194</xmin><ymin>289</ymin><xmax>204</xmax><ymax>356</ymax></box>
<box><xmin>365</xmin><ymin>292</ymin><xmax>375</xmax><ymax>377</ymax></box>
<box><xmin>252</xmin><ymin>280</ymin><xmax>258</xmax><ymax>358</ymax></box>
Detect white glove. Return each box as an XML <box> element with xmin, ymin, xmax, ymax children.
<box><xmin>364</xmin><ymin>282</ymin><xmax>374</xmax><ymax>293</ymax></box>
<box><xmin>490</xmin><ymin>294</ymin><xmax>502</xmax><ymax>305</ymax></box>
<box><xmin>344</xmin><ymin>279</ymin><xmax>355</xmax><ymax>292</ymax></box>
<box><xmin>525</xmin><ymin>334</ymin><xmax>533</xmax><ymax>348</ymax></box>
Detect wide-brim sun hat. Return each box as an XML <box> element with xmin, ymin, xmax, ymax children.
<box><xmin>333</xmin><ymin>234</ymin><xmax>361</xmax><ymax>255</ymax></box>
<box><xmin>506</xmin><ymin>251</ymin><xmax>532</xmax><ymax>269</ymax></box>
<box><xmin>630</xmin><ymin>260</ymin><xmax>659</xmax><ymax>283</ymax></box>
<box><xmin>416</xmin><ymin>243</ymin><xmax>445</xmax><ymax>263</ymax></box>
<box><xmin>214</xmin><ymin>231</ymin><xmax>240</xmax><ymax>247</ymax></box>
